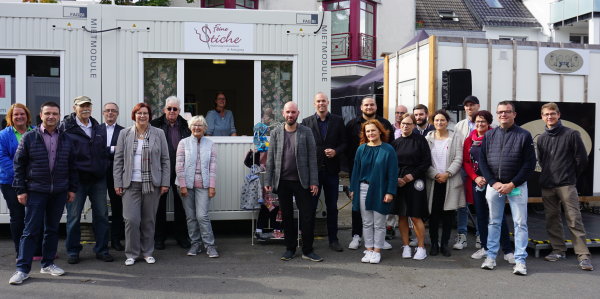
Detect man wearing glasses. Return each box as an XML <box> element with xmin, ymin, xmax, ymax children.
<box><xmin>478</xmin><ymin>101</ymin><xmax>535</xmax><ymax>276</ymax></box>
<box><xmin>150</xmin><ymin>96</ymin><xmax>191</xmax><ymax>250</ymax></box>
<box><xmin>100</xmin><ymin>102</ymin><xmax>125</xmax><ymax>251</ymax></box>
<box><xmin>536</xmin><ymin>102</ymin><xmax>593</xmax><ymax>271</ymax></box>
<box><xmin>393</xmin><ymin>105</ymin><xmax>408</xmax><ymax>139</ymax></box>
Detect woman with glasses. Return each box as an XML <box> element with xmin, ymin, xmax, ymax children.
<box><xmin>175</xmin><ymin>115</ymin><xmax>219</xmax><ymax>258</ymax></box>
<box><xmin>425</xmin><ymin>110</ymin><xmax>465</xmax><ymax>257</ymax></box>
<box><xmin>390</xmin><ymin>113</ymin><xmax>431</xmax><ymax>260</ymax></box>
<box><xmin>206</xmin><ymin>92</ymin><xmax>237</xmax><ymax>136</ymax></box>
<box><xmin>464</xmin><ymin>110</ymin><xmax>514</xmax><ymax>262</ymax></box>
<box><xmin>113</xmin><ymin>103</ymin><xmax>170</xmax><ymax>266</ymax></box>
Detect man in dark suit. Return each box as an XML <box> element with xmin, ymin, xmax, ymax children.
<box><xmin>265</xmin><ymin>101</ymin><xmax>321</xmax><ymax>262</ymax></box>
<box><xmin>302</xmin><ymin>92</ymin><xmax>347</xmax><ymax>252</ymax></box>
<box><xmin>100</xmin><ymin>102</ymin><xmax>125</xmax><ymax>251</ymax></box>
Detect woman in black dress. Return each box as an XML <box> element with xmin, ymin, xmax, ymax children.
<box><xmin>391</xmin><ymin>113</ymin><xmax>431</xmax><ymax>260</ymax></box>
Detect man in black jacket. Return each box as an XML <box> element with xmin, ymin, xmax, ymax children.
<box><xmin>61</xmin><ymin>96</ymin><xmax>113</xmax><ymax>264</ymax></box>
<box><xmin>302</xmin><ymin>92</ymin><xmax>347</xmax><ymax>252</ymax></box>
<box><xmin>10</xmin><ymin>102</ymin><xmax>77</xmax><ymax>285</ymax></box>
<box><xmin>479</xmin><ymin>101</ymin><xmax>535</xmax><ymax>276</ymax></box>
<box><xmin>537</xmin><ymin>102</ymin><xmax>593</xmax><ymax>271</ymax></box>
<box><xmin>150</xmin><ymin>96</ymin><xmax>191</xmax><ymax>249</ymax></box>
<box><xmin>345</xmin><ymin>97</ymin><xmax>394</xmax><ymax>250</ymax></box>
<box><xmin>100</xmin><ymin>102</ymin><xmax>125</xmax><ymax>251</ymax></box>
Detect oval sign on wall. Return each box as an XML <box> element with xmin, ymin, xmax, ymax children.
<box><xmin>544</xmin><ymin>49</ymin><xmax>583</xmax><ymax>73</ymax></box>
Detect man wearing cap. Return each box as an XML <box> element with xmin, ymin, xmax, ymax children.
<box><xmin>60</xmin><ymin>96</ymin><xmax>113</xmax><ymax>264</ymax></box>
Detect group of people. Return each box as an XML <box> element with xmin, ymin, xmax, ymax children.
<box><xmin>264</xmin><ymin>92</ymin><xmax>594</xmax><ymax>276</ymax></box>
<box><xmin>4</xmin><ymin>93</ymin><xmax>233</xmax><ymax>285</ymax></box>
<box><xmin>2</xmin><ymin>90</ymin><xmax>594</xmax><ymax>284</ymax></box>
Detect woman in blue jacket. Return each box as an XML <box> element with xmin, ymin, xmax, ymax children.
<box><xmin>0</xmin><ymin>103</ymin><xmax>37</xmax><ymax>256</ymax></box>
<box><xmin>350</xmin><ymin>119</ymin><xmax>398</xmax><ymax>264</ymax></box>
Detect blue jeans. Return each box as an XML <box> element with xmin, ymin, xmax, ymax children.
<box><xmin>456</xmin><ymin>206</ymin><xmax>470</xmax><ymax>235</ymax></box>
<box><xmin>473</xmin><ymin>183</ymin><xmax>512</xmax><ymax>254</ymax></box>
<box><xmin>486</xmin><ymin>182</ymin><xmax>528</xmax><ymax>263</ymax></box>
<box><xmin>66</xmin><ymin>177</ymin><xmax>110</xmax><ymax>256</ymax></box>
<box><xmin>313</xmin><ymin>170</ymin><xmax>340</xmax><ymax>243</ymax></box>
<box><xmin>16</xmin><ymin>191</ymin><xmax>67</xmax><ymax>274</ymax></box>
<box><xmin>181</xmin><ymin>188</ymin><xmax>215</xmax><ymax>247</ymax></box>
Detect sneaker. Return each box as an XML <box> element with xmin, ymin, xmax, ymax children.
<box><xmin>385</xmin><ymin>226</ymin><xmax>395</xmax><ymax>240</ymax></box>
<box><xmin>544</xmin><ymin>251</ymin><xmax>566</xmax><ymax>262</ymax></box>
<box><xmin>144</xmin><ymin>256</ymin><xmax>156</xmax><ymax>264</ymax></box>
<box><xmin>369</xmin><ymin>251</ymin><xmax>381</xmax><ymax>264</ymax></box>
<box><xmin>329</xmin><ymin>241</ymin><xmax>343</xmax><ymax>252</ymax></box>
<box><xmin>402</xmin><ymin>245</ymin><xmax>412</xmax><ymax>259</ymax></box>
<box><xmin>255</xmin><ymin>232</ymin><xmax>272</xmax><ymax>241</ymax></box>
<box><xmin>301</xmin><ymin>252</ymin><xmax>323</xmax><ymax>262</ymax></box>
<box><xmin>361</xmin><ymin>250</ymin><xmax>372</xmax><ymax>263</ymax></box>
<box><xmin>504</xmin><ymin>253</ymin><xmax>516</xmax><ymax>264</ymax></box>
<box><xmin>96</xmin><ymin>253</ymin><xmax>115</xmax><ymax>262</ymax></box>
<box><xmin>409</xmin><ymin>237</ymin><xmax>418</xmax><ymax>247</ymax></box>
<box><xmin>280</xmin><ymin>250</ymin><xmax>295</xmax><ymax>261</ymax></box>
<box><xmin>579</xmin><ymin>259</ymin><xmax>594</xmax><ymax>271</ymax></box>
<box><xmin>206</xmin><ymin>246</ymin><xmax>219</xmax><ymax>258</ymax></box>
<box><xmin>481</xmin><ymin>258</ymin><xmax>496</xmax><ymax>270</ymax></box>
<box><xmin>382</xmin><ymin>240</ymin><xmax>392</xmax><ymax>250</ymax></box>
<box><xmin>513</xmin><ymin>262</ymin><xmax>527</xmax><ymax>275</ymax></box>
<box><xmin>471</xmin><ymin>248</ymin><xmax>487</xmax><ymax>260</ymax></box>
<box><xmin>413</xmin><ymin>247</ymin><xmax>427</xmax><ymax>260</ymax></box>
<box><xmin>475</xmin><ymin>235</ymin><xmax>482</xmax><ymax>249</ymax></box>
<box><xmin>67</xmin><ymin>255</ymin><xmax>80</xmax><ymax>264</ymax></box>
<box><xmin>187</xmin><ymin>243</ymin><xmax>202</xmax><ymax>256</ymax></box>
<box><xmin>271</xmin><ymin>230</ymin><xmax>284</xmax><ymax>239</ymax></box>
<box><xmin>40</xmin><ymin>264</ymin><xmax>65</xmax><ymax>276</ymax></box>
<box><xmin>9</xmin><ymin>271</ymin><xmax>29</xmax><ymax>285</ymax></box>
<box><xmin>452</xmin><ymin>233</ymin><xmax>467</xmax><ymax>250</ymax></box>
<box><xmin>124</xmin><ymin>258</ymin><xmax>135</xmax><ymax>266</ymax></box>
<box><xmin>348</xmin><ymin>235</ymin><xmax>362</xmax><ymax>250</ymax></box>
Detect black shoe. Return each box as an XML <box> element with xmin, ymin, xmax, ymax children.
<box><xmin>154</xmin><ymin>241</ymin><xmax>166</xmax><ymax>250</ymax></box>
<box><xmin>111</xmin><ymin>241</ymin><xmax>124</xmax><ymax>251</ymax></box>
<box><xmin>430</xmin><ymin>243</ymin><xmax>439</xmax><ymax>256</ymax></box>
<box><xmin>440</xmin><ymin>244</ymin><xmax>451</xmax><ymax>257</ymax></box>
<box><xmin>177</xmin><ymin>238</ymin><xmax>191</xmax><ymax>249</ymax></box>
<box><xmin>67</xmin><ymin>255</ymin><xmax>80</xmax><ymax>264</ymax></box>
<box><xmin>329</xmin><ymin>241</ymin><xmax>343</xmax><ymax>252</ymax></box>
<box><xmin>302</xmin><ymin>252</ymin><xmax>324</xmax><ymax>262</ymax></box>
<box><xmin>280</xmin><ymin>250</ymin><xmax>295</xmax><ymax>261</ymax></box>
<box><xmin>96</xmin><ymin>253</ymin><xmax>115</xmax><ymax>262</ymax></box>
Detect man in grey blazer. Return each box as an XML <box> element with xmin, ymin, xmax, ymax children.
<box><xmin>265</xmin><ymin>101</ymin><xmax>321</xmax><ymax>262</ymax></box>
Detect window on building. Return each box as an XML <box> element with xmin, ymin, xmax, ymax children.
<box><xmin>485</xmin><ymin>0</ymin><xmax>503</xmax><ymax>8</ymax></box>
<box><xmin>201</xmin><ymin>0</ymin><xmax>257</xmax><ymax>9</ymax></box>
<box><xmin>438</xmin><ymin>10</ymin><xmax>459</xmax><ymax>22</ymax></box>
<box><xmin>499</xmin><ymin>36</ymin><xmax>527</xmax><ymax>41</ymax></box>
<box><xmin>569</xmin><ymin>34</ymin><xmax>589</xmax><ymax>44</ymax></box>
<box><xmin>324</xmin><ymin>0</ymin><xmax>377</xmax><ymax>66</ymax></box>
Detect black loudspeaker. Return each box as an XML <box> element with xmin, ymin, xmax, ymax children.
<box><xmin>441</xmin><ymin>69</ymin><xmax>472</xmax><ymax>111</ymax></box>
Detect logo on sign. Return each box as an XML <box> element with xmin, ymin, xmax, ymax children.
<box><xmin>194</xmin><ymin>24</ymin><xmax>242</xmax><ymax>50</ymax></box>
<box><xmin>544</xmin><ymin>49</ymin><xmax>583</xmax><ymax>73</ymax></box>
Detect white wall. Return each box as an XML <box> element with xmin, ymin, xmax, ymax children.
<box><xmin>484</xmin><ymin>27</ymin><xmax>546</xmax><ymax>42</ymax></box>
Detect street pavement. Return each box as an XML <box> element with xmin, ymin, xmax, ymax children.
<box><xmin>0</xmin><ymin>225</ymin><xmax>598</xmax><ymax>299</ymax></box>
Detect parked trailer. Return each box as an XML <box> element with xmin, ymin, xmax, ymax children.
<box><xmin>0</xmin><ymin>3</ymin><xmax>331</xmax><ymax>222</ymax></box>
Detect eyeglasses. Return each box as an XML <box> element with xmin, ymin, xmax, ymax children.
<box><xmin>166</xmin><ymin>107</ymin><xmax>178</xmax><ymax>112</ymax></box>
<box><xmin>104</xmin><ymin>109</ymin><xmax>118</xmax><ymax>113</ymax></box>
<box><xmin>136</xmin><ymin>112</ymin><xmax>149</xmax><ymax>116</ymax></box>
<box><xmin>496</xmin><ymin>110</ymin><xmax>513</xmax><ymax>115</ymax></box>
<box><xmin>542</xmin><ymin>112</ymin><xmax>558</xmax><ymax>117</ymax></box>
<box><xmin>475</xmin><ymin>120</ymin><xmax>488</xmax><ymax>124</ymax></box>
<box><xmin>395</xmin><ymin>111</ymin><xmax>406</xmax><ymax>115</ymax></box>
<box><xmin>191</xmin><ymin>124</ymin><xmax>205</xmax><ymax>128</ymax></box>
<box><xmin>400</xmin><ymin>122</ymin><xmax>414</xmax><ymax>126</ymax></box>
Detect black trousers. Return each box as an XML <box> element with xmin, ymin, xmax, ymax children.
<box><xmin>107</xmin><ymin>168</ymin><xmax>124</xmax><ymax>243</ymax></box>
<box><xmin>257</xmin><ymin>205</ymin><xmax>280</xmax><ymax>230</ymax></box>
<box><xmin>429</xmin><ymin>182</ymin><xmax>455</xmax><ymax>246</ymax></box>
<box><xmin>277</xmin><ymin>180</ymin><xmax>315</xmax><ymax>254</ymax></box>
<box><xmin>155</xmin><ymin>175</ymin><xmax>188</xmax><ymax>242</ymax></box>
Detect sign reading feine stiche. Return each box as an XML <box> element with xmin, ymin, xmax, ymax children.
<box><xmin>539</xmin><ymin>48</ymin><xmax>589</xmax><ymax>75</ymax></box>
<box><xmin>184</xmin><ymin>23</ymin><xmax>254</xmax><ymax>53</ymax></box>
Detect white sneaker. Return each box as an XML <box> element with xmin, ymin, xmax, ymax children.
<box><xmin>481</xmin><ymin>258</ymin><xmax>496</xmax><ymax>270</ymax></box>
<box><xmin>369</xmin><ymin>251</ymin><xmax>381</xmax><ymax>264</ymax></box>
<box><xmin>382</xmin><ymin>240</ymin><xmax>392</xmax><ymax>250</ymax></box>
<box><xmin>349</xmin><ymin>235</ymin><xmax>362</xmax><ymax>250</ymax></box>
<box><xmin>9</xmin><ymin>271</ymin><xmax>29</xmax><ymax>285</ymax></box>
<box><xmin>453</xmin><ymin>233</ymin><xmax>467</xmax><ymax>250</ymax></box>
<box><xmin>475</xmin><ymin>235</ymin><xmax>482</xmax><ymax>249</ymax></box>
<box><xmin>125</xmin><ymin>258</ymin><xmax>135</xmax><ymax>266</ymax></box>
<box><xmin>144</xmin><ymin>256</ymin><xmax>156</xmax><ymax>264</ymax></box>
<box><xmin>409</xmin><ymin>237</ymin><xmax>418</xmax><ymax>247</ymax></box>
<box><xmin>402</xmin><ymin>245</ymin><xmax>412</xmax><ymax>259</ymax></box>
<box><xmin>471</xmin><ymin>248</ymin><xmax>487</xmax><ymax>260</ymax></box>
<box><xmin>513</xmin><ymin>262</ymin><xmax>527</xmax><ymax>275</ymax></box>
<box><xmin>40</xmin><ymin>264</ymin><xmax>65</xmax><ymax>276</ymax></box>
<box><xmin>504</xmin><ymin>253</ymin><xmax>516</xmax><ymax>265</ymax></box>
<box><xmin>361</xmin><ymin>250</ymin><xmax>373</xmax><ymax>263</ymax></box>
<box><xmin>413</xmin><ymin>247</ymin><xmax>427</xmax><ymax>260</ymax></box>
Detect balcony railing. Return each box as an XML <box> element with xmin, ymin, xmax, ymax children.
<box><xmin>331</xmin><ymin>32</ymin><xmax>376</xmax><ymax>65</ymax></box>
<box><xmin>360</xmin><ymin>33</ymin><xmax>375</xmax><ymax>61</ymax></box>
<box><xmin>550</xmin><ymin>0</ymin><xmax>600</xmax><ymax>25</ymax></box>
<box><xmin>332</xmin><ymin>33</ymin><xmax>351</xmax><ymax>60</ymax></box>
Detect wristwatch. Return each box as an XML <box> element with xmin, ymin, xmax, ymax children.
<box><xmin>446</xmin><ymin>171</ymin><xmax>452</xmax><ymax>177</ymax></box>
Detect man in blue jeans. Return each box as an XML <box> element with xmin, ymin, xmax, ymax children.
<box><xmin>478</xmin><ymin>101</ymin><xmax>535</xmax><ymax>275</ymax></box>
<box><xmin>10</xmin><ymin>101</ymin><xmax>78</xmax><ymax>285</ymax></box>
<box><xmin>61</xmin><ymin>96</ymin><xmax>113</xmax><ymax>264</ymax></box>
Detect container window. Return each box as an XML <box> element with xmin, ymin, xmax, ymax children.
<box><xmin>26</xmin><ymin>56</ymin><xmax>60</xmax><ymax>121</ymax></box>
<box><xmin>0</xmin><ymin>58</ymin><xmax>16</xmax><ymax>125</ymax></box>
<box><xmin>144</xmin><ymin>58</ymin><xmax>177</xmax><ymax>118</ymax></box>
<box><xmin>261</xmin><ymin>61</ymin><xmax>292</xmax><ymax>134</ymax></box>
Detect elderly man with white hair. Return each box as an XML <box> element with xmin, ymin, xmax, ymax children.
<box><xmin>150</xmin><ymin>96</ymin><xmax>191</xmax><ymax>250</ymax></box>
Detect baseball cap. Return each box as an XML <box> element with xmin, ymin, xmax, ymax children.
<box><xmin>73</xmin><ymin>96</ymin><xmax>92</xmax><ymax>106</ymax></box>
<box><xmin>463</xmin><ymin>96</ymin><xmax>479</xmax><ymax>105</ymax></box>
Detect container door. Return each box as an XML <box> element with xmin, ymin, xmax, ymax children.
<box><xmin>259</xmin><ymin>60</ymin><xmax>293</xmax><ymax>134</ymax></box>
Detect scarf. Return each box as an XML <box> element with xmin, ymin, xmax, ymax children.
<box><xmin>545</xmin><ymin>120</ymin><xmax>563</xmax><ymax>136</ymax></box>
<box><xmin>133</xmin><ymin>128</ymin><xmax>153</xmax><ymax>194</ymax></box>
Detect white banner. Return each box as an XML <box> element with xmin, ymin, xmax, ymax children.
<box><xmin>0</xmin><ymin>75</ymin><xmax>11</xmax><ymax>114</ymax></box>
<box><xmin>539</xmin><ymin>47</ymin><xmax>589</xmax><ymax>75</ymax></box>
<box><xmin>184</xmin><ymin>22</ymin><xmax>254</xmax><ymax>53</ymax></box>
